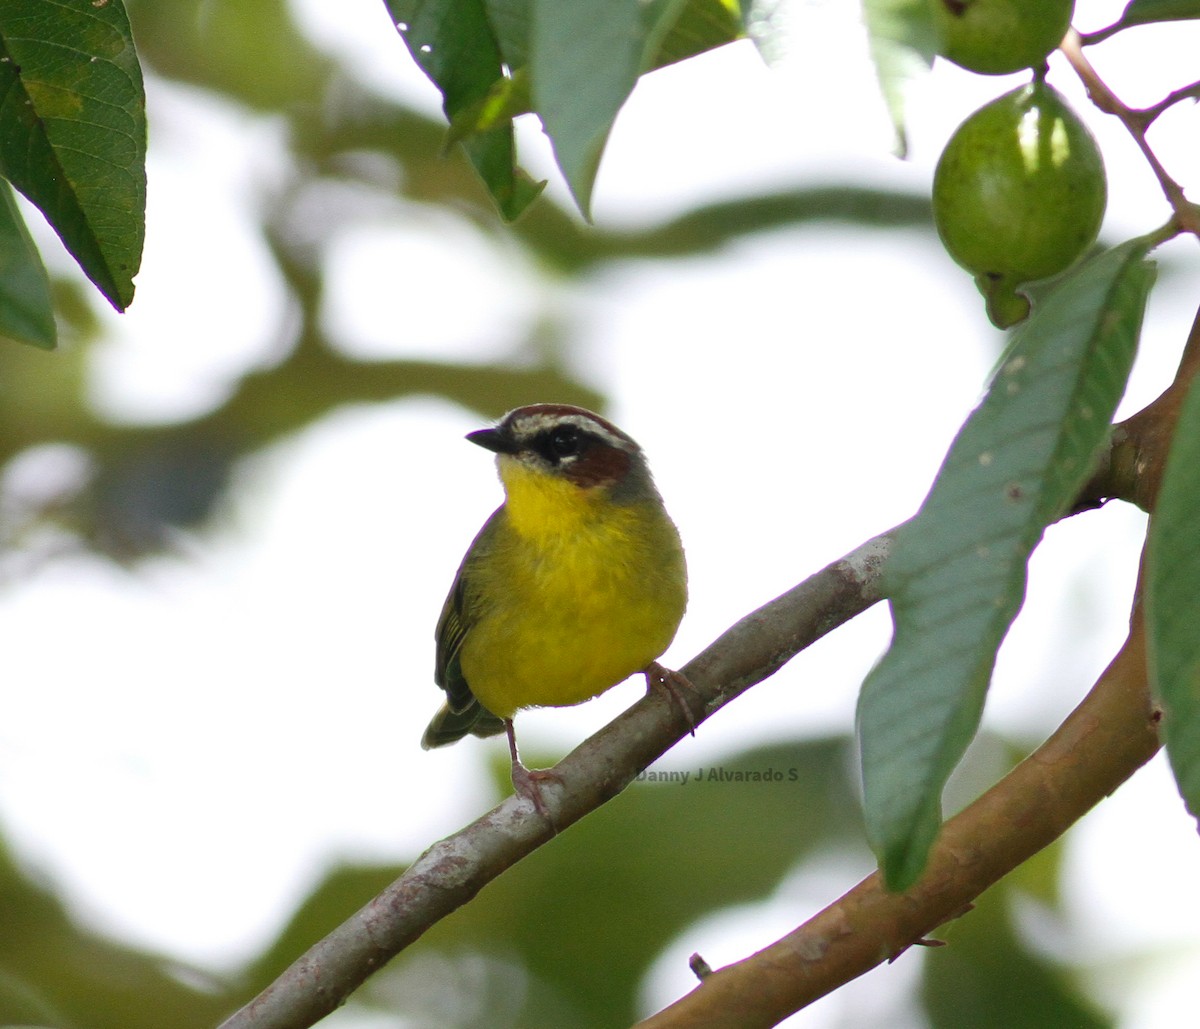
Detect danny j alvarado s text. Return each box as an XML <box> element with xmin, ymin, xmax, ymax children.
<box><xmin>634</xmin><ymin>766</ymin><xmax>801</xmax><ymax>785</ymax></box>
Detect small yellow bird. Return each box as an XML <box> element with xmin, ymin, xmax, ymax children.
<box><xmin>423</xmin><ymin>403</ymin><xmax>688</xmax><ymax>807</ymax></box>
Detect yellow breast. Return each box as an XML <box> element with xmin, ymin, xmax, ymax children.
<box><xmin>459</xmin><ymin>459</ymin><xmax>687</xmax><ymax>718</ymax></box>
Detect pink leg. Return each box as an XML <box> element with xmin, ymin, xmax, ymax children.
<box><xmin>505</xmin><ymin>719</ymin><xmax>561</xmax><ymax>825</ymax></box>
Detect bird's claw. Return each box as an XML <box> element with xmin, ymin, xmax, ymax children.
<box><xmin>510</xmin><ymin>762</ymin><xmax>563</xmax><ymax>825</ymax></box>
<box><xmin>644</xmin><ymin>660</ymin><xmax>700</xmax><ymax>736</ymax></box>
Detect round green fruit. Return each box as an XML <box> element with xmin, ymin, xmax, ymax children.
<box><xmin>933</xmin><ymin>81</ymin><xmax>1106</xmax><ymax>317</ymax></box>
<box><xmin>931</xmin><ymin>0</ymin><xmax>1075</xmax><ymax>76</ymax></box>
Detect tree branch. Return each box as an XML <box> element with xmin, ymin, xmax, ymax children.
<box><xmin>1135</xmin><ymin>78</ymin><xmax>1200</xmax><ymax>127</ymax></box>
<box><xmin>215</xmin><ymin>531</ymin><xmax>896</xmax><ymax>1029</ymax></box>
<box><xmin>633</xmin><ymin>600</ymin><xmax>1158</xmax><ymax>1029</ymax></box>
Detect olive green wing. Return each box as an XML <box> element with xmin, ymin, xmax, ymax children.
<box><xmin>424</xmin><ymin>509</ymin><xmax>507</xmax><ymax>749</ymax></box>
<box><xmin>432</xmin><ymin>554</ymin><xmax>475</xmax><ymax>712</ymax></box>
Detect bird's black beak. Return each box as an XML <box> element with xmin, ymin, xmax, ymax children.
<box><xmin>466</xmin><ymin>427</ymin><xmax>519</xmax><ymax>454</ymax></box>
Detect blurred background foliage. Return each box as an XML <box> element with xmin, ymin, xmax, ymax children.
<box><xmin>0</xmin><ymin>0</ymin><xmax>1145</xmax><ymax>1026</ymax></box>
<box><xmin>0</xmin><ymin>0</ymin><xmax>932</xmax><ymax>567</ymax></box>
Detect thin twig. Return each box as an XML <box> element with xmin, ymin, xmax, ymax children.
<box><xmin>1136</xmin><ymin>78</ymin><xmax>1200</xmax><ymax>127</ymax></box>
<box><xmin>1060</xmin><ymin>30</ymin><xmax>1200</xmax><ymax>236</ymax></box>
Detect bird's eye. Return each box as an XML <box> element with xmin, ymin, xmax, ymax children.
<box><xmin>549</xmin><ymin>426</ymin><xmax>580</xmax><ymax>458</ymax></box>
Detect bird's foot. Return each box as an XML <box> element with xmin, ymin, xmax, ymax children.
<box><xmin>504</xmin><ymin>718</ymin><xmax>560</xmax><ymax>828</ymax></box>
<box><xmin>510</xmin><ymin>761</ymin><xmax>563</xmax><ymax>826</ymax></box>
<box><xmin>644</xmin><ymin>660</ymin><xmax>700</xmax><ymax>736</ymax></box>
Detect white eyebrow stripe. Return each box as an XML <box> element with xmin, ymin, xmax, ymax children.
<box><xmin>511</xmin><ymin>412</ymin><xmax>636</xmax><ymax>451</ymax></box>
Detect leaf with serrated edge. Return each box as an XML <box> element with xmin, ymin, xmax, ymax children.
<box><xmin>858</xmin><ymin>239</ymin><xmax>1156</xmax><ymax>891</ymax></box>
<box><xmin>1147</xmin><ymin>377</ymin><xmax>1200</xmax><ymax>818</ymax></box>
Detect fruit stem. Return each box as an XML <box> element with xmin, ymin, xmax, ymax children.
<box><xmin>1060</xmin><ymin>30</ymin><xmax>1200</xmax><ymax>238</ymax></box>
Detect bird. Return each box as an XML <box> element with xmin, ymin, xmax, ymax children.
<box><xmin>422</xmin><ymin>403</ymin><xmax>689</xmax><ymax>813</ymax></box>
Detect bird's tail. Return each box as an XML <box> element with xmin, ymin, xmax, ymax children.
<box><xmin>421</xmin><ymin>699</ymin><xmax>507</xmax><ymax>749</ymax></box>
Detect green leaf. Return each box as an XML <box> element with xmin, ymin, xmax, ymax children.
<box><xmin>390</xmin><ymin>0</ymin><xmax>740</xmax><ymax>219</ymax></box>
<box><xmin>1147</xmin><ymin>375</ymin><xmax>1200</xmax><ymax>819</ymax></box>
<box><xmin>1116</xmin><ymin>0</ymin><xmax>1200</xmax><ymax>29</ymax></box>
<box><xmin>858</xmin><ymin>239</ymin><xmax>1156</xmax><ymax>891</ymax></box>
<box><xmin>531</xmin><ymin>0</ymin><xmax>644</xmax><ymax>217</ymax></box>
<box><xmin>484</xmin><ymin>0</ymin><xmax>532</xmax><ymax>68</ymax></box>
<box><xmin>0</xmin><ymin>0</ymin><xmax>146</xmax><ymax>311</ymax></box>
<box><xmin>448</xmin><ymin>0</ymin><xmax>744</xmax><ymax>141</ymax></box>
<box><xmin>0</xmin><ymin>179</ymin><xmax>55</xmax><ymax>349</ymax></box>
<box><xmin>384</xmin><ymin>0</ymin><xmax>544</xmax><ymax>221</ymax></box>
<box><xmin>861</xmin><ymin>0</ymin><xmax>937</xmax><ymax>157</ymax></box>
<box><xmin>643</xmin><ymin>0</ymin><xmax>744</xmax><ymax>70</ymax></box>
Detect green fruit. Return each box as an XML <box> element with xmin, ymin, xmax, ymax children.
<box><xmin>933</xmin><ymin>81</ymin><xmax>1106</xmax><ymax>325</ymax></box>
<box><xmin>931</xmin><ymin>0</ymin><xmax>1075</xmax><ymax>76</ymax></box>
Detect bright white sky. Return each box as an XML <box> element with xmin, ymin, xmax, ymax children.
<box><xmin>3</xmin><ymin>1</ymin><xmax>1200</xmax><ymax>1026</ymax></box>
